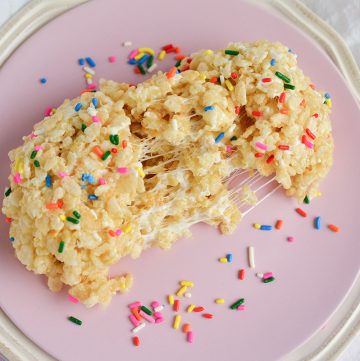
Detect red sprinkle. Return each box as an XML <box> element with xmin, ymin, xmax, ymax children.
<box><xmin>210</xmin><ymin>76</ymin><xmax>218</xmax><ymax>84</ymax></box>
<box><xmin>300</xmin><ymin>99</ymin><xmax>306</xmax><ymax>107</ymax></box>
<box><xmin>266</xmin><ymin>154</ymin><xmax>275</xmax><ymax>164</ymax></box>
<box><xmin>175</xmin><ymin>54</ymin><xmax>186</xmax><ymax>60</ymax></box>
<box><xmin>280</xmin><ymin>108</ymin><xmax>289</xmax><ymax>115</ymax></box>
<box><xmin>252</xmin><ymin>111</ymin><xmax>263</xmax><ymax>117</ymax></box>
<box><xmin>5</xmin><ymin>217</ymin><xmax>12</xmax><ymax>223</ymax></box>
<box><xmin>278</xmin><ymin>145</ymin><xmax>289</xmax><ymax>150</ymax></box>
<box><xmin>301</xmin><ymin>135</ymin><xmax>307</xmax><ymax>144</ymax></box>
<box><xmin>133</xmin><ymin>336</ymin><xmax>140</xmax><ymax>347</ymax></box>
<box><xmin>328</xmin><ymin>224</ymin><xmax>340</xmax><ymax>233</ymax></box>
<box><xmin>296</xmin><ymin>208</ymin><xmax>307</xmax><ymax>217</ymax></box>
<box><xmin>134</xmin><ymin>66</ymin><xmax>141</xmax><ymax>74</ymax></box>
<box><xmin>109</xmin><ymin>230</ymin><xmax>116</xmax><ymax>237</ymax></box>
<box><xmin>181</xmin><ymin>66</ymin><xmax>190</xmax><ymax>72</ymax></box>
<box><xmin>174</xmin><ymin>299</ymin><xmax>180</xmax><ymax>312</ymax></box>
<box><xmin>202</xmin><ymin>313</ymin><xmax>214</xmax><ymax>319</ymax></box>
<box><xmin>306</xmin><ymin>128</ymin><xmax>316</xmax><ymax>140</ymax></box>
<box><xmin>193</xmin><ymin>306</ymin><xmax>204</xmax><ymax>312</ymax></box>
<box><xmin>255</xmin><ymin>152</ymin><xmax>264</xmax><ymax>158</ymax></box>
<box><xmin>111</xmin><ymin>148</ymin><xmax>118</xmax><ymax>153</ymax></box>
<box><xmin>186</xmin><ymin>58</ymin><xmax>192</xmax><ymax>64</ymax></box>
<box><xmin>162</xmin><ymin>44</ymin><xmax>173</xmax><ymax>51</ymax></box>
<box><xmin>239</xmin><ymin>269</ymin><xmax>245</xmax><ymax>280</ymax></box>
<box><xmin>122</xmin><ymin>140</ymin><xmax>128</xmax><ymax>149</ymax></box>
<box><xmin>57</xmin><ymin>199</ymin><xmax>64</xmax><ymax>208</ymax></box>
<box><xmin>313</xmin><ymin>113</ymin><xmax>319</xmax><ymax>118</ymax></box>
<box><xmin>279</xmin><ymin>92</ymin><xmax>286</xmax><ymax>103</ymax></box>
<box><xmin>235</xmin><ymin>106</ymin><xmax>241</xmax><ymax>114</ymax></box>
<box><xmin>231</xmin><ymin>72</ymin><xmax>238</xmax><ymax>79</ymax></box>
<box><xmin>262</xmin><ymin>77</ymin><xmax>272</xmax><ymax>83</ymax></box>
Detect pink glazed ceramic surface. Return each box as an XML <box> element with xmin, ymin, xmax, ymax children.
<box><xmin>0</xmin><ymin>1</ymin><xmax>359</xmax><ymax>360</ymax></box>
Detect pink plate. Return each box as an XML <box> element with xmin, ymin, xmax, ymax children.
<box><xmin>0</xmin><ymin>0</ymin><xmax>360</xmax><ymax>360</ymax></box>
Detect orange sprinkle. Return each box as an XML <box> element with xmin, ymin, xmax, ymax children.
<box><xmin>328</xmin><ymin>224</ymin><xmax>340</xmax><ymax>233</ymax></box>
<box><xmin>93</xmin><ymin>145</ymin><xmax>104</xmax><ymax>158</ymax></box>
<box><xmin>266</xmin><ymin>154</ymin><xmax>275</xmax><ymax>164</ymax></box>
<box><xmin>46</xmin><ymin>203</ymin><xmax>59</xmax><ymax>210</ymax></box>
<box><xmin>109</xmin><ymin>230</ymin><xmax>116</xmax><ymax>237</ymax></box>
<box><xmin>182</xmin><ymin>323</ymin><xmax>191</xmax><ymax>333</ymax></box>
<box><xmin>174</xmin><ymin>299</ymin><xmax>180</xmax><ymax>312</ymax></box>
<box><xmin>131</xmin><ymin>307</ymin><xmax>141</xmax><ymax>321</ymax></box>
<box><xmin>175</xmin><ymin>54</ymin><xmax>185</xmax><ymax>60</ymax></box>
<box><xmin>166</xmin><ymin>67</ymin><xmax>177</xmax><ymax>79</ymax></box>
<box><xmin>122</xmin><ymin>140</ymin><xmax>128</xmax><ymax>149</ymax></box>
<box><xmin>275</xmin><ymin>219</ymin><xmax>283</xmax><ymax>230</ymax></box>
<box><xmin>280</xmin><ymin>108</ymin><xmax>289</xmax><ymax>115</ymax></box>
<box><xmin>209</xmin><ymin>76</ymin><xmax>218</xmax><ymax>84</ymax></box>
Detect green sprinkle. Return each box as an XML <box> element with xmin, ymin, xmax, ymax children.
<box><xmin>138</xmin><ymin>64</ymin><xmax>146</xmax><ymax>75</ymax></box>
<box><xmin>66</xmin><ymin>216</ymin><xmax>80</xmax><ymax>224</ymax></box>
<box><xmin>140</xmin><ymin>305</ymin><xmax>153</xmax><ymax>316</ymax></box>
<box><xmin>58</xmin><ymin>241</ymin><xmax>65</xmax><ymax>253</ymax></box>
<box><xmin>230</xmin><ymin>298</ymin><xmax>244</xmax><ymax>309</ymax></box>
<box><xmin>30</xmin><ymin>150</ymin><xmax>37</xmax><ymax>159</ymax></box>
<box><xmin>175</xmin><ymin>59</ymin><xmax>181</xmax><ymax>67</ymax></box>
<box><xmin>230</xmin><ymin>136</ymin><xmax>237</xmax><ymax>141</ymax></box>
<box><xmin>263</xmin><ymin>277</ymin><xmax>275</xmax><ymax>283</ymax></box>
<box><xmin>110</xmin><ymin>134</ymin><xmax>119</xmax><ymax>145</ymax></box>
<box><xmin>224</xmin><ymin>49</ymin><xmax>239</xmax><ymax>56</ymax></box>
<box><xmin>101</xmin><ymin>151</ymin><xmax>111</xmax><ymax>161</ymax></box>
<box><xmin>34</xmin><ymin>160</ymin><xmax>40</xmax><ymax>167</ymax></box>
<box><xmin>73</xmin><ymin>211</ymin><xmax>81</xmax><ymax>219</ymax></box>
<box><xmin>304</xmin><ymin>195</ymin><xmax>310</xmax><ymax>204</ymax></box>
<box><xmin>5</xmin><ymin>188</ymin><xmax>11</xmax><ymax>197</ymax></box>
<box><xmin>68</xmin><ymin>316</ymin><xmax>82</xmax><ymax>325</ymax></box>
<box><xmin>146</xmin><ymin>55</ymin><xmax>154</xmax><ymax>69</ymax></box>
<box><xmin>275</xmin><ymin>71</ymin><xmax>290</xmax><ymax>83</ymax></box>
<box><xmin>284</xmin><ymin>83</ymin><xmax>295</xmax><ymax>90</ymax></box>
<box><xmin>81</xmin><ymin>124</ymin><xmax>87</xmax><ymax>132</ymax></box>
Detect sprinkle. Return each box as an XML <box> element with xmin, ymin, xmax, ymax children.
<box><xmin>138</xmin><ymin>47</ymin><xmax>155</xmax><ymax>56</ymax></box>
<box><xmin>224</xmin><ymin>49</ymin><xmax>239</xmax><ymax>56</ymax></box>
<box><xmin>154</xmin><ymin>305</ymin><xmax>164</xmax><ymax>312</ymax></box>
<box><xmin>140</xmin><ymin>305</ymin><xmax>153</xmax><ymax>316</ymax></box>
<box><xmin>209</xmin><ymin>76</ymin><xmax>218</xmax><ymax>84</ymax></box>
<box><xmin>183</xmin><ymin>323</ymin><xmax>191</xmax><ymax>333</ymax></box>
<box><xmin>92</xmin><ymin>98</ymin><xmax>98</xmax><ymax>108</ymax></box>
<box><xmin>255</xmin><ymin>141</ymin><xmax>267</xmax><ymax>151</ymax></box>
<box><xmin>324</xmin><ymin>92</ymin><xmax>331</xmax><ymax>99</ymax></box>
<box><xmin>303</xmin><ymin>195</ymin><xmax>310</xmax><ymax>204</ymax></box>
<box><xmin>302</xmin><ymin>135</ymin><xmax>314</xmax><ymax>149</ymax></box>
<box><xmin>34</xmin><ymin>160</ymin><xmax>40</xmax><ymax>167</ymax></box>
<box><xmin>146</xmin><ymin>54</ymin><xmax>154</xmax><ymax>68</ymax></box>
<box><xmin>204</xmin><ymin>105</ymin><xmax>215</xmax><ymax>111</ymax></box>
<box><xmin>72</xmin><ymin>211</ymin><xmax>81</xmax><ymax>219</ymax></box>
<box><xmin>137</xmin><ymin>64</ymin><xmax>146</xmax><ymax>75</ymax></box>
<box><xmin>132</xmin><ymin>323</ymin><xmax>146</xmax><ymax>334</ymax></box>
<box><xmin>237</xmin><ymin>305</ymin><xmax>246</xmax><ymax>311</ymax></box>
<box><xmin>275</xmin><ymin>71</ymin><xmax>290</xmax><ymax>83</ymax></box>
<box><xmin>111</xmin><ymin>148</ymin><xmax>118</xmax><ymax>153</ymax></box>
<box><xmin>93</xmin><ymin>145</ymin><xmax>104</xmax><ymax>158</ymax></box>
<box><xmin>173</xmin><ymin>299</ymin><xmax>180</xmax><ymax>312</ymax></box>
<box><xmin>135</xmin><ymin>166</ymin><xmax>145</xmax><ymax>178</ymax></box>
<box><xmin>284</xmin><ymin>83</ymin><xmax>295</xmax><ymax>90</ymax></box>
<box><xmin>193</xmin><ymin>306</ymin><xmax>204</xmax><ymax>312</ymax></box>
<box><xmin>5</xmin><ymin>188</ymin><xmax>11</xmax><ymax>197</ymax></box>
<box><xmin>204</xmin><ymin>49</ymin><xmax>213</xmax><ymax>55</ymax></box>
<box><xmin>180</xmin><ymin>280</ymin><xmax>194</xmax><ymax>287</ymax></box>
<box><xmin>40</xmin><ymin>77</ymin><xmax>47</xmax><ymax>84</ymax></box>
<box><xmin>130</xmin><ymin>303</ymin><xmax>142</xmax><ymax>312</ymax></box>
<box><xmin>173</xmin><ymin>315</ymin><xmax>181</xmax><ymax>330</ymax></box>
<box><xmin>230</xmin><ymin>298</ymin><xmax>244</xmax><ymax>309</ymax></box>
<box><xmin>287</xmin><ymin>236</ymin><xmax>295</xmax><ymax>242</ymax></box>
<box><xmin>260</xmin><ymin>225</ymin><xmax>272</xmax><ymax>230</ymax></box>
<box><xmin>266</xmin><ymin>154</ymin><xmax>275</xmax><ymax>164</ymax></box>
<box><xmin>85</xmin><ymin>57</ymin><xmax>96</xmax><ymax>67</ymax></box>
<box><xmin>101</xmin><ymin>151</ymin><xmax>111</xmax><ymax>161</ymax></box>
<box><xmin>138</xmin><ymin>54</ymin><xmax>150</xmax><ymax>65</ymax></box>
<box><xmin>219</xmin><ymin>257</ymin><xmax>228</xmax><ymax>263</ymax></box>
<box><xmin>203</xmin><ymin>313</ymin><xmax>213</xmax><ymax>319</ymax></box>
<box><xmin>155</xmin><ymin>317</ymin><xmax>164</xmax><ymax>324</ymax></box>
<box><xmin>58</xmin><ymin>241</ymin><xmax>65</xmax><ymax>253</ymax></box>
<box><xmin>129</xmin><ymin>315</ymin><xmax>141</xmax><ymax>327</ymax></box>
<box><xmin>314</xmin><ymin>216</ymin><xmax>321</xmax><ymax>230</ymax></box>
<box><xmin>81</xmin><ymin>124</ymin><xmax>87</xmax><ymax>132</ymax></box>
<box><xmin>296</xmin><ymin>208</ymin><xmax>307</xmax><ymax>217</ymax></box>
<box><xmin>187</xmin><ymin>304</ymin><xmax>195</xmax><ymax>313</ymax></box>
<box><xmin>256</xmin><ymin>273</ymin><xmax>264</xmax><ymax>278</ymax></box>
<box><xmin>215</xmin><ymin>298</ymin><xmax>225</xmax><ymax>304</ymax></box>
<box><xmin>255</xmin><ymin>152</ymin><xmax>264</xmax><ymax>158</ymax></box>
<box><xmin>306</xmin><ymin>128</ymin><xmax>316</xmax><ymax>140</ymax></box>
<box><xmin>263</xmin><ymin>277</ymin><xmax>275</xmax><ymax>283</ymax></box>
<box><xmin>239</xmin><ymin>269</ymin><xmax>245</xmax><ymax>280</ymax></box>
<box><xmin>98</xmin><ymin>178</ymin><xmax>106</xmax><ymax>185</ymax></box>
<box><xmin>231</xmin><ymin>136</ymin><xmax>238</xmax><ymax>141</ymax></box>
<box><xmin>88</xmin><ymin>195</ymin><xmax>98</xmax><ymax>200</ymax></box>
<box><xmin>262</xmin><ymin>78</ymin><xmax>272</xmax><ymax>83</ymax></box>
<box><xmin>128</xmin><ymin>59</ymin><xmax>137</xmax><ymax>65</ymax></box>
<box><xmin>184</xmin><ymin>292</ymin><xmax>192</xmax><ymax>298</ymax></box>
<box><xmin>215</xmin><ymin>132</ymin><xmax>225</xmax><ymax>144</ymax></box>
<box><xmin>226</xmin><ymin>253</ymin><xmax>233</xmax><ymax>263</ymax></box>
<box><xmin>252</xmin><ymin>110</ymin><xmax>263</xmax><ymax>117</ymax></box>
<box><xmin>168</xmin><ymin>294</ymin><xmax>174</xmax><ymax>305</ymax></box>
<box><xmin>176</xmin><ymin>285</ymin><xmax>187</xmax><ymax>297</ymax></box>
<box><xmin>263</xmin><ymin>272</ymin><xmax>273</xmax><ymax>279</ymax></box>
<box><xmin>162</xmin><ymin>44</ymin><xmax>173</xmax><ymax>51</ymax></box>
<box><xmin>78</xmin><ymin>58</ymin><xmax>85</xmax><ymax>65</ymax></box>
<box><xmin>147</xmin><ymin>63</ymin><xmax>158</xmax><ymax>73</ymax></box>
<box><xmin>68</xmin><ymin>295</ymin><xmax>79</xmax><ymax>303</ymax></box>
<box><xmin>328</xmin><ymin>224</ymin><xmax>340</xmax><ymax>233</ymax></box>
<box><xmin>66</xmin><ymin>217</ymin><xmax>79</xmax><ymax>224</ymax></box>
<box><xmin>248</xmin><ymin>246</ymin><xmax>255</xmax><ymax>268</ymax></box>
<box><xmin>123</xmin><ymin>224</ymin><xmax>132</xmax><ymax>233</ymax></box>
<box><xmin>275</xmin><ymin>219</ymin><xmax>283</xmax><ymax>229</ymax></box>
<box><xmin>270</xmin><ymin>58</ymin><xmax>276</xmax><ymax>66</ymax></box>
<box><xmin>128</xmin><ymin>49</ymin><xmax>139</xmax><ymax>60</ymax></box>
<box><xmin>30</xmin><ymin>150</ymin><xmax>37</xmax><ymax>159</ymax></box>
<box><xmin>74</xmin><ymin>102</ymin><xmax>82</xmax><ymax>112</ymax></box>
<box><xmin>139</xmin><ymin>310</ymin><xmax>155</xmax><ymax>323</ymax></box>
<box><xmin>133</xmin><ymin>336</ymin><xmax>140</xmax><ymax>347</ymax></box>
<box><xmin>175</xmin><ymin>59</ymin><xmax>182</xmax><ymax>67</ymax></box>
<box><xmin>187</xmin><ymin>331</ymin><xmax>194</xmax><ymax>343</ymax></box>
<box><xmin>131</xmin><ymin>308</ymin><xmax>142</xmax><ymax>321</ymax></box>
<box><xmin>234</xmin><ymin>106</ymin><xmax>241</xmax><ymax>115</ymax></box>
<box><xmin>5</xmin><ymin>217</ymin><xmax>12</xmax><ymax>223</ymax></box>
<box><xmin>68</xmin><ymin>316</ymin><xmax>82</xmax><ymax>325</ymax></box>
<box><xmin>225</xmin><ymin>80</ymin><xmax>234</xmax><ymax>91</ymax></box>
<box><xmin>278</xmin><ymin>145</ymin><xmax>289</xmax><ymax>150</ymax></box>
<box><xmin>280</xmin><ymin>108</ymin><xmax>289</xmax><ymax>115</ymax></box>
<box><xmin>166</xmin><ymin>67</ymin><xmax>177</xmax><ymax>78</ymax></box>
<box><xmin>46</xmin><ymin>203</ymin><xmax>59</xmax><ymax>210</ymax></box>
<box><xmin>279</xmin><ymin>92</ymin><xmax>286</xmax><ymax>103</ymax></box>
<box><xmin>123</xmin><ymin>41</ymin><xmax>132</xmax><ymax>47</ymax></box>
<box><xmin>158</xmin><ymin>50</ymin><xmax>166</xmax><ymax>60</ymax></box>
<box><xmin>108</xmin><ymin>55</ymin><xmax>117</xmax><ymax>63</ymax></box>
<box><xmin>326</xmin><ymin>98</ymin><xmax>332</xmax><ymax>108</ymax></box>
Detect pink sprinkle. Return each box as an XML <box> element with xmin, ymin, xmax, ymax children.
<box><xmin>237</xmin><ymin>305</ymin><xmax>246</xmax><ymax>311</ymax></box>
<box><xmin>226</xmin><ymin>145</ymin><xmax>233</xmax><ymax>153</ymax></box>
<box><xmin>128</xmin><ymin>49</ymin><xmax>139</xmax><ymax>60</ymax></box>
<box><xmin>139</xmin><ymin>310</ymin><xmax>155</xmax><ymax>323</ymax></box>
<box><xmin>187</xmin><ymin>331</ymin><xmax>194</xmax><ymax>343</ymax></box>
<box><xmin>151</xmin><ymin>301</ymin><xmax>161</xmax><ymax>308</ymax></box>
<box><xmin>87</xmin><ymin>83</ymin><xmax>97</xmax><ymax>90</ymax></box>
<box><xmin>13</xmin><ymin>172</ymin><xmax>21</xmax><ymax>183</ymax></box>
<box><xmin>129</xmin><ymin>301</ymin><xmax>141</xmax><ymax>309</ymax></box>
<box><xmin>117</xmin><ymin>167</ymin><xmax>129</xmax><ymax>174</ymax></box>
<box><xmin>115</xmin><ymin>229</ymin><xmax>122</xmax><ymax>236</ymax></box>
<box><xmin>263</xmin><ymin>272</ymin><xmax>273</xmax><ymax>279</ymax></box>
<box><xmin>287</xmin><ymin>236</ymin><xmax>295</xmax><ymax>242</ymax></box>
<box><xmin>129</xmin><ymin>314</ymin><xmax>141</xmax><ymax>327</ymax></box>
<box><xmin>44</xmin><ymin>106</ymin><xmax>53</xmax><ymax>117</ymax></box>
<box><xmin>98</xmin><ymin>178</ymin><xmax>106</xmax><ymax>185</ymax></box>
<box><xmin>34</xmin><ymin>145</ymin><xmax>44</xmax><ymax>151</ymax></box>
<box><xmin>92</xmin><ymin>115</ymin><xmax>101</xmax><ymax>123</ymax></box>
<box><xmin>58</xmin><ymin>172</ymin><xmax>68</xmax><ymax>178</ymax></box>
<box><xmin>108</xmin><ymin>55</ymin><xmax>117</xmax><ymax>63</ymax></box>
<box><xmin>68</xmin><ymin>294</ymin><xmax>79</xmax><ymax>303</ymax></box>
<box><xmin>255</xmin><ymin>141</ymin><xmax>268</xmax><ymax>151</ymax></box>
<box><xmin>155</xmin><ymin>317</ymin><xmax>164</xmax><ymax>324</ymax></box>
<box><xmin>154</xmin><ymin>312</ymin><xmax>163</xmax><ymax>318</ymax></box>
<box><xmin>30</xmin><ymin>133</ymin><xmax>37</xmax><ymax>139</ymax></box>
<box><xmin>304</xmin><ymin>139</ymin><xmax>314</xmax><ymax>149</ymax></box>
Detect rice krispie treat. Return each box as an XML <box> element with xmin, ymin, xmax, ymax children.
<box><xmin>2</xmin><ymin>40</ymin><xmax>333</xmax><ymax>307</ymax></box>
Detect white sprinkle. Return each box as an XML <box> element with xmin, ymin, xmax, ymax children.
<box><xmin>256</xmin><ymin>272</ymin><xmax>263</xmax><ymax>278</ymax></box>
<box><xmin>248</xmin><ymin>246</ymin><xmax>255</xmax><ymax>268</ymax></box>
<box><xmin>147</xmin><ymin>63</ymin><xmax>158</xmax><ymax>73</ymax></box>
<box><xmin>184</xmin><ymin>292</ymin><xmax>192</xmax><ymax>298</ymax></box>
<box><xmin>154</xmin><ymin>304</ymin><xmax>164</xmax><ymax>312</ymax></box>
<box><xmin>132</xmin><ymin>322</ymin><xmax>146</xmax><ymax>334</ymax></box>
<box><xmin>123</xmin><ymin>41</ymin><xmax>132</xmax><ymax>47</ymax></box>
<box><xmin>83</xmin><ymin>66</ymin><xmax>95</xmax><ymax>75</ymax></box>
<box><xmin>87</xmin><ymin>106</ymin><xmax>97</xmax><ymax>117</ymax></box>
<box><xmin>219</xmin><ymin>75</ymin><xmax>225</xmax><ymax>84</ymax></box>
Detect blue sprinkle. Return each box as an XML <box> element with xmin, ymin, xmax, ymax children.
<box><xmin>204</xmin><ymin>105</ymin><xmax>215</xmax><ymax>111</ymax></box>
<box><xmin>74</xmin><ymin>103</ymin><xmax>82</xmax><ymax>111</ymax></box>
<box><xmin>10</xmin><ymin>237</ymin><xmax>14</xmax><ymax>242</ymax></box>
<box><xmin>226</xmin><ymin>254</ymin><xmax>233</xmax><ymax>263</ymax></box>
<box><xmin>128</xmin><ymin>59</ymin><xmax>138</xmax><ymax>65</ymax></box>
<box><xmin>260</xmin><ymin>225</ymin><xmax>273</xmax><ymax>231</ymax></box>
<box><xmin>40</xmin><ymin>78</ymin><xmax>47</xmax><ymax>84</ymax></box>
<box><xmin>45</xmin><ymin>175</ymin><xmax>52</xmax><ymax>188</ymax></box>
<box><xmin>324</xmin><ymin>92</ymin><xmax>331</xmax><ymax>99</ymax></box>
<box><xmin>215</xmin><ymin>132</ymin><xmax>225</xmax><ymax>143</ymax></box>
<box><xmin>81</xmin><ymin>173</ymin><xmax>88</xmax><ymax>182</ymax></box>
<box><xmin>176</xmin><ymin>69</ymin><xmax>180</xmax><ymax>74</ymax></box>
<box><xmin>270</xmin><ymin>58</ymin><xmax>276</xmax><ymax>66</ymax></box>
<box><xmin>88</xmin><ymin>195</ymin><xmax>98</xmax><ymax>200</ymax></box>
<box><xmin>288</xmin><ymin>48</ymin><xmax>292</xmax><ymax>53</ymax></box>
<box><xmin>87</xmin><ymin>174</ymin><xmax>95</xmax><ymax>184</ymax></box>
<box><xmin>92</xmin><ymin>98</ymin><xmax>98</xmax><ymax>108</ymax></box>
<box><xmin>138</xmin><ymin>54</ymin><xmax>149</xmax><ymax>65</ymax></box>
<box><xmin>314</xmin><ymin>216</ymin><xmax>321</xmax><ymax>230</ymax></box>
<box><xmin>85</xmin><ymin>57</ymin><xmax>96</xmax><ymax>68</ymax></box>
<box><xmin>78</xmin><ymin>58</ymin><xmax>85</xmax><ymax>65</ymax></box>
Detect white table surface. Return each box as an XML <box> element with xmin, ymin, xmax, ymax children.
<box><xmin>0</xmin><ymin>1</ymin><xmax>359</xmax><ymax>360</ymax></box>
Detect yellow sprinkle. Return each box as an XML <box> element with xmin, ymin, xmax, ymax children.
<box><xmin>85</xmin><ymin>73</ymin><xmax>93</xmax><ymax>79</ymax></box>
<box><xmin>15</xmin><ymin>157</ymin><xmax>24</xmax><ymax>174</ymax></box>
<box><xmin>199</xmin><ymin>73</ymin><xmax>206</xmax><ymax>81</ymax></box>
<box><xmin>123</xmin><ymin>224</ymin><xmax>132</xmax><ymax>233</ymax></box>
<box><xmin>59</xmin><ymin>215</ymin><xmax>66</xmax><ymax>221</ymax></box>
<box><xmin>253</xmin><ymin>223</ymin><xmax>261</xmax><ymax>229</ymax></box>
<box><xmin>204</xmin><ymin>49</ymin><xmax>213</xmax><ymax>55</ymax></box>
<box><xmin>176</xmin><ymin>285</ymin><xmax>187</xmax><ymax>297</ymax></box>
<box><xmin>135</xmin><ymin>166</ymin><xmax>145</xmax><ymax>178</ymax></box>
<box><xmin>187</xmin><ymin>304</ymin><xmax>195</xmax><ymax>313</ymax></box>
<box><xmin>316</xmin><ymin>191</ymin><xmax>322</xmax><ymax>197</ymax></box>
<box><xmin>219</xmin><ymin>257</ymin><xmax>228</xmax><ymax>263</ymax></box>
<box><xmin>158</xmin><ymin>50</ymin><xmax>166</xmax><ymax>61</ymax></box>
<box><xmin>173</xmin><ymin>315</ymin><xmax>181</xmax><ymax>330</ymax></box>
<box><xmin>51</xmin><ymin>108</ymin><xmax>56</xmax><ymax>114</ymax></box>
<box><xmin>138</xmin><ymin>47</ymin><xmax>155</xmax><ymax>55</ymax></box>
<box><xmin>168</xmin><ymin>294</ymin><xmax>174</xmax><ymax>305</ymax></box>
<box><xmin>215</xmin><ymin>298</ymin><xmax>225</xmax><ymax>304</ymax></box>
<box><xmin>134</xmin><ymin>52</ymin><xmax>145</xmax><ymax>61</ymax></box>
<box><xmin>225</xmin><ymin>79</ymin><xmax>234</xmax><ymax>91</ymax></box>
<box><xmin>180</xmin><ymin>280</ymin><xmax>194</xmax><ymax>288</ymax></box>
<box><xmin>325</xmin><ymin>98</ymin><xmax>332</xmax><ymax>108</ymax></box>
